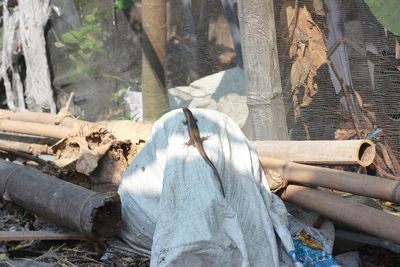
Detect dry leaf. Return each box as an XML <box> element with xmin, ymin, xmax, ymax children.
<box><xmin>312</xmin><ymin>0</ymin><xmax>326</xmax><ymax>16</ymax></box>
<box><xmin>379</xmin><ymin>143</ymin><xmax>395</xmax><ymax>172</ymax></box>
<box><xmin>286</xmin><ymin>4</ymin><xmax>328</xmax><ymax>119</ymax></box>
<box><xmin>296</xmin><ymin>229</ymin><xmax>323</xmax><ymax>250</ymax></box>
<box><xmin>334</xmin><ymin>128</ymin><xmax>356</xmax><ymax>140</ymax></box>
<box><xmin>382</xmin><ymin>201</ymin><xmax>393</xmax><ymax>207</ymax></box>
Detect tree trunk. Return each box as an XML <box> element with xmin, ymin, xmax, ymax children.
<box><xmin>237</xmin><ymin>0</ymin><xmax>288</xmax><ymax>140</ymax></box>
<box><xmin>19</xmin><ymin>0</ymin><xmax>56</xmax><ymax>113</ymax></box>
<box><xmin>141</xmin><ymin>0</ymin><xmax>170</xmax><ymax>120</ymax></box>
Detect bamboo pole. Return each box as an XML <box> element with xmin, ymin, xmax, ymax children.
<box><xmin>259</xmin><ymin>156</ymin><xmax>400</xmax><ymax>203</ymax></box>
<box><xmin>0</xmin><ymin>119</ymin><xmax>72</xmax><ymax>139</ymax></box>
<box><xmin>0</xmin><ymin>139</ymin><xmax>52</xmax><ymax>155</ymax></box>
<box><xmin>281</xmin><ymin>185</ymin><xmax>400</xmax><ymax>245</ymax></box>
<box><xmin>0</xmin><ymin>159</ymin><xmax>121</xmax><ymax>241</ymax></box>
<box><xmin>0</xmin><ymin>109</ymin><xmax>78</xmax><ymax>127</ymax></box>
<box><xmin>253</xmin><ymin>139</ymin><xmax>375</xmax><ymax>166</ymax></box>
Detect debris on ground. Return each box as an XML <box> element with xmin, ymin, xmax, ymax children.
<box><xmin>0</xmin><ymin>108</ymin><xmax>399</xmax><ymax>266</ymax></box>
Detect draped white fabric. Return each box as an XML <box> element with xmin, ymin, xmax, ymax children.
<box><xmin>117</xmin><ymin>108</ymin><xmax>298</xmax><ymax>266</ymax></box>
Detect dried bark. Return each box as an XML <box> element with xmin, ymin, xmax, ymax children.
<box><xmin>286</xmin><ymin>2</ymin><xmax>328</xmax><ymax>118</ymax></box>
<box><xmin>51</xmin><ymin>121</ymin><xmax>151</xmax><ymax>183</ymax></box>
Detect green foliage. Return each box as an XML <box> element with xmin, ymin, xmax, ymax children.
<box><xmin>364</xmin><ymin>0</ymin><xmax>400</xmax><ymax>35</ymax></box>
<box><xmin>115</xmin><ymin>0</ymin><xmax>138</xmax><ymax>10</ymax></box>
<box><xmin>112</xmin><ymin>86</ymin><xmax>129</xmax><ymax>102</ymax></box>
<box><xmin>60</xmin><ymin>8</ymin><xmax>108</xmax><ymax>79</ymax></box>
<box><xmin>115</xmin><ymin>111</ymin><xmax>132</xmax><ymax>120</ymax></box>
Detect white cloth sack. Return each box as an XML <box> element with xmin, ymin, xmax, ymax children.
<box><xmin>117</xmin><ymin>108</ymin><xmax>299</xmax><ymax>266</ymax></box>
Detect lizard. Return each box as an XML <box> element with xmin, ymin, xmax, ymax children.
<box><xmin>182</xmin><ymin>107</ymin><xmax>226</xmax><ymax>198</ymax></box>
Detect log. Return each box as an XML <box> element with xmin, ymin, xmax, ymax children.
<box><xmin>281</xmin><ymin>185</ymin><xmax>400</xmax><ymax>245</ymax></box>
<box><xmin>0</xmin><ymin>159</ymin><xmax>121</xmax><ymax>241</ymax></box>
<box><xmin>253</xmin><ymin>139</ymin><xmax>376</xmax><ymax>166</ymax></box>
<box><xmin>260</xmin><ymin>156</ymin><xmax>400</xmax><ymax>203</ymax></box>
<box><xmin>0</xmin><ymin>119</ymin><xmax>72</xmax><ymax>139</ymax></box>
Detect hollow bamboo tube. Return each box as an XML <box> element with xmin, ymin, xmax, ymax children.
<box><xmin>0</xmin><ymin>119</ymin><xmax>72</xmax><ymax>139</ymax></box>
<box><xmin>0</xmin><ymin>159</ymin><xmax>121</xmax><ymax>241</ymax></box>
<box><xmin>259</xmin><ymin>156</ymin><xmax>400</xmax><ymax>203</ymax></box>
<box><xmin>253</xmin><ymin>140</ymin><xmax>376</xmax><ymax>166</ymax></box>
<box><xmin>0</xmin><ymin>109</ymin><xmax>78</xmax><ymax>127</ymax></box>
<box><xmin>281</xmin><ymin>185</ymin><xmax>400</xmax><ymax>245</ymax></box>
<box><xmin>0</xmin><ymin>139</ymin><xmax>52</xmax><ymax>155</ymax></box>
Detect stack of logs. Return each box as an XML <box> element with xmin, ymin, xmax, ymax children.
<box><xmin>0</xmin><ymin>108</ymin><xmax>399</xmax><ymax>246</ymax></box>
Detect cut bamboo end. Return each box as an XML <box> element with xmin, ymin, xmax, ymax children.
<box><xmin>357</xmin><ymin>139</ymin><xmax>376</xmax><ymax>167</ymax></box>
<box><xmin>253</xmin><ymin>139</ymin><xmax>376</xmax><ymax>167</ymax></box>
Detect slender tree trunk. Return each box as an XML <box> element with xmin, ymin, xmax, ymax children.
<box><xmin>396</xmin><ymin>37</ymin><xmax>400</xmax><ymax>70</ymax></box>
<box><xmin>19</xmin><ymin>0</ymin><xmax>56</xmax><ymax>113</ymax></box>
<box><xmin>237</xmin><ymin>0</ymin><xmax>289</xmax><ymax>140</ymax></box>
<box><xmin>193</xmin><ymin>0</ymin><xmax>210</xmax><ymax>77</ymax></box>
<box><xmin>220</xmin><ymin>0</ymin><xmax>243</xmax><ymax>67</ymax></box>
<box><xmin>141</xmin><ymin>0</ymin><xmax>170</xmax><ymax>120</ymax></box>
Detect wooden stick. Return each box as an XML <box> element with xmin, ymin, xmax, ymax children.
<box><xmin>253</xmin><ymin>139</ymin><xmax>376</xmax><ymax>166</ymax></box>
<box><xmin>328</xmin><ymin>61</ymin><xmax>362</xmax><ymax>138</ymax></box>
<box><xmin>281</xmin><ymin>185</ymin><xmax>400</xmax><ymax>245</ymax></box>
<box><xmin>0</xmin><ymin>231</ymin><xmax>90</xmax><ymax>241</ymax></box>
<box><xmin>260</xmin><ymin>156</ymin><xmax>400</xmax><ymax>203</ymax></box>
